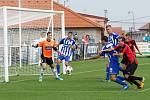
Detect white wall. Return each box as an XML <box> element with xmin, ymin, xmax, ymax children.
<box><xmin>66</xmin><ymin>28</ymin><xmax>102</xmax><ymax>43</ymax></box>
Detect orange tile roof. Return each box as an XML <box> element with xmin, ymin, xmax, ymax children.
<box><xmin>0</xmin><ymin>0</ymin><xmax>101</xmax><ymax>28</ymax></box>
<box><xmin>112</xmin><ymin>27</ymin><xmax>124</xmax><ymax>35</ymax></box>
<box><xmin>78</xmin><ymin>13</ymin><xmax>106</xmax><ymax>27</ymax></box>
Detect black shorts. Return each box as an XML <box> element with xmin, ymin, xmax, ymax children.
<box><xmin>41</xmin><ymin>55</ymin><xmax>53</xmax><ymax>65</ymax></box>
<box><xmin>123</xmin><ymin>61</ymin><xmax>137</xmax><ymax>75</ymax></box>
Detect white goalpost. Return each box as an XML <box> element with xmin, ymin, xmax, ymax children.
<box><xmin>0</xmin><ymin>6</ymin><xmax>65</xmax><ymax>82</ymax></box>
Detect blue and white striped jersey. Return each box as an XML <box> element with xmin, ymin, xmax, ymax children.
<box><xmin>108</xmin><ymin>32</ymin><xmax>120</xmax><ymax>47</ymax></box>
<box><xmin>60</xmin><ymin>37</ymin><xmax>76</xmax><ymax>57</ymax></box>
<box><xmin>100</xmin><ymin>42</ymin><xmax>119</xmax><ymax>63</ymax></box>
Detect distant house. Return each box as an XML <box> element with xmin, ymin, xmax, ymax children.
<box><xmin>137</xmin><ymin>22</ymin><xmax>150</xmax><ymax>41</ymax></box>
<box><xmin>0</xmin><ymin>0</ymin><xmax>105</xmax><ymax>43</ymax></box>
<box><xmin>78</xmin><ymin>13</ymin><xmax>124</xmax><ymax>36</ymax></box>
<box><xmin>139</xmin><ymin>22</ymin><xmax>150</xmax><ymax>34</ymax></box>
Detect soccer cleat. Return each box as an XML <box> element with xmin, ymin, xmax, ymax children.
<box><xmin>123</xmin><ymin>85</ymin><xmax>129</xmax><ymax>90</ymax></box>
<box><xmin>136</xmin><ymin>86</ymin><xmax>142</xmax><ymax>89</ymax></box>
<box><xmin>38</xmin><ymin>76</ymin><xmax>43</xmax><ymax>82</ymax></box>
<box><xmin>139</xmin><ymin>77</ymin><xmax>145</xmax><ymax>88</ymax></box>
<box><xmin>105</xmin><ymin>80</ymin><xmax>111</xmax><ymax>82</ymax></box>
<box><xmin>56</xmin><ymin>77</ymin><xmax>63</xmax><ymax>80</ymax></box>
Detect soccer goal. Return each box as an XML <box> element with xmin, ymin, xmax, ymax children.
<box><xmin>0</xmin><ymin>6</ymin><xmax>65</xmax><ymax>82</ymax></box>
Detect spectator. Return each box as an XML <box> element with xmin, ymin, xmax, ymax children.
<box><xmin>144</xmin><ymin>33</ymin><xmax>150</xmax><ymax>42</ymax></box>
<box><xmin>82</xmin><ymin>35</ymin><xmax>89</xmax><ymax>44</ymax></box>
<box><xmin>82</xmin><ymin>35</ymin><xmax>89</xmax><ymax>59</ymax></box>
<box><xmin>73</xmin><ymin>34</ymin><xmax>80</xmax><ymax>61</ymax></box>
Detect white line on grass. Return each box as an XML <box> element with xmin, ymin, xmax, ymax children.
<box><xmin>8</xmin><ymin>63</ymin><xmax>150</xmax><ymax>84</ymax></box>
<box><xmin>139</xmin><ymin>63</ymin><xmax>150</xmax><ymax>66</ymax></box>
<box><xmin>138</xmin><ymin>88</ymin><xmax>150</xmax><ymax>93</ymax></box>
<box><xmin>73</xmin><ymin>63</ymin><xmax>150</xmax><ymax>75</ymax></box>
<box><xmin>49</xmin><ymin>90</ymin><xmax>125</xmax><ymax>93</ymax></box>
<box><xmin>73</xmin><ymin>70</ymin><xmax>100</xmax><ymax>74</ymax></box>
<box><xmin>11</xmin><ymin>79</ymin><xmax>35</xmax><ymax>83</ymax></box>
<box><xmin>10</xmin><ymin>70</ymin><xmax>100</xmax><ymax>83</ymax></box>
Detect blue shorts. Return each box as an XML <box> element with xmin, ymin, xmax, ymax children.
<box><xmin>109</xmin><ymin>61</ymin><xmax>119</xmax><ymax>75</ymax></box>
<box><xmin>58</xmin><ymin>55</ymin><xmax>70</xmax><ymax>62</ymax></box>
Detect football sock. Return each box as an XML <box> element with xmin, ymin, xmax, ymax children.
<box><xmin>106</xmin><ymin>72</ymin><xmax>110</xmax><ymax>80</ymax></box>
<box><xmin>131</xmin><ymin>80</ymin><xmax>141</xmax><ymax>87</ymax></box>
<box><xmin>56</xmin><ymin>64</ymin><xmax>60</xmax><ymax>74</ymax></box>
<box><xmin>115</xmin><ymin>77</ymin><xmax>127</xmax><ymax>86</ymax></box>
<box><xmin>105</xmin><ymin>67</ymin><xmax>110</xmax><ymax>80</ymax></box>
<box><xmin>128</xmin><ymin>76</ymin><xmax>142</xmax><ymax>81</ymax></box>
<box><xmin>40</xmin><ymin>68</ymin><xmax>44</xmax><ymax>77</ymax></box>
<box><xmin>51</xmin><ymin>68</ymin><xmax>59</xmax><ymax>78</ymax></box>
<box><xmin>117</xmin><ymin>76</ymin><xmax>125</xmax><ymax>81</ymax></box>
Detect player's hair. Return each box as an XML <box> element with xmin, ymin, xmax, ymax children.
<box><xmin>68</xmin><ymin>31</ymin><xmax>73</xmax><ymax>35</ymax></box>
<box><xmin>125</xmin><ymin>33</ymin><xmax>131</xmax><ymax>36</ymax></box>
<box><xmin>118</xmin><ymin>37</ymin><xmax>126</xmax><ymax>42</ymax></box>
<box><xmin>46</xmin><ymin>32</ymin><xmax>52</xmax><ymax>36</ymax></box>
<box><xmin>106</xmin><ymin>25</ymin><xmax>111</xmax><ymax>28</ymax></box>
<box><xmin>102</xmin><ymin>36</ymin><xmax>108</xmax><ymax>42</ymax></box>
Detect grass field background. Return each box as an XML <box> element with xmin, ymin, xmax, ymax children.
<box><xmin>0</xmin><ymin>57</ymin><xmax>150</xmax><ymax>100</ymax></box>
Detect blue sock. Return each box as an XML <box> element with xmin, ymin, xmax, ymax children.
<box><xmin>105</xmin><ymin>67</ymin><xmax>110</xmax><ymax>80</ymax></box>
<box><xmin>56</xmin><ymin>64</ymin><xmax>60</xmax><ymax>74</ymax></box>
<box><xmin>117</xmin><ymin>76</ymin><xmax>125</xmax><ymax>81</ymax></box>
<box><xmin>115</xmin><ymin>77</ymin><xmax>127</xmax><ymax>86</ymax></box>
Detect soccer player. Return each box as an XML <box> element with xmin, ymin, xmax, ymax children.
<box><xmin>125</xmin><ymin>33</ymin><xmax>142</xmax><ymax>56</ymax></box>
<box><xmin>56</xmin><ymin>32</ymin><xmax>76</xmax><ymax>75</ymax></box>
<box><xmin>99</xmin><ymin>36</ymin><xmax>129</xmax><ymax>90</ymax></box>
<box><xmin>32</xmin><ymin>32</ymin><xmax>63</xmax><ymax>82</ymax></box>
<box><xmin>105</xmin><ymin>25</ymin><xmax>120</xmax><ymax>81</ymax></box>
<box><xmin>113</xmin><ymin>37</ymin><xmax>145</xmax><ymax>89</ymax></box>
<box><xmin>120</xmin><ymin>33</ymin><xmax>142</xmax><ymax>70</ymax></box>
<box><xmin>106</xmin><ymin>25</ymin><xmax>120</xmax><ymax>47</ymax></box>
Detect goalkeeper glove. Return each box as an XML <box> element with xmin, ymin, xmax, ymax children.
<box><xmin>32</xmin><ymin>44</ymin><xmax>38</xmax><ymax>48</ymax></box>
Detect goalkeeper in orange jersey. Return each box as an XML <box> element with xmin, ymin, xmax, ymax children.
<box><xmin>32</xmin><ymin>32</ymin><xmax>63</xmax><ymax>82</ymax></box>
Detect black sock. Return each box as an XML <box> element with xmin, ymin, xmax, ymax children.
<box><xmin>131</xmin><ymin>80</ymin><xmax>141</xmax><ymax>87</ymax></box>
<box><xmin>129</xmin><ymin>76</ymin><xmax>142</xmax><ymax>81</ymax></box>
<box><xmin>125</xmin><ymin>77</ymin><xmax>133</xmax><ymax>85</ymax></box>
<box><xmin>126</xmin><ymin>76</ymin><xmax>141</xmax><ymax>87</ymax></box>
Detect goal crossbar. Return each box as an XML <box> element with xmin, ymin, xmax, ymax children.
<box><xmin>0</xmin><ymin>6</ymin><xmax>64</xmax><ymax>27</ymax></box>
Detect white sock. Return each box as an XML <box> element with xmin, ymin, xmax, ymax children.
<box><xmin>51</xmin><ymin>68</ymin><xmax>59</xmax><ymax>78</ymax></box>
<box><xmin>40</xmin><ymin>68</ymin><xmax>44</xmax><ymax>77</ymax></box>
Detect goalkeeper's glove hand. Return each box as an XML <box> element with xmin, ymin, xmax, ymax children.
<box><xmin>32</xmin><ymin>44</ymin><xmax>38</xmax><ymax>48</ymax></box>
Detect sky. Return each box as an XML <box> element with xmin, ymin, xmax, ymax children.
<box><xmin>59</xmin><ymin>0</ymin><xmax>150</xmax><ymax>31</ymax></box>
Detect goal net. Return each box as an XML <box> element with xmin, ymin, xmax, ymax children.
<box><xmin>0</xmin><ymin>6</ymin><xmax>65</xmax><ymax>82</ymax></box>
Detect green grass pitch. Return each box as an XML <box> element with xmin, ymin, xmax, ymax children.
<box><xmin>0</xmin><ymin>57</ymin><xmax>150</xmax><ymax>100</ymax></box>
